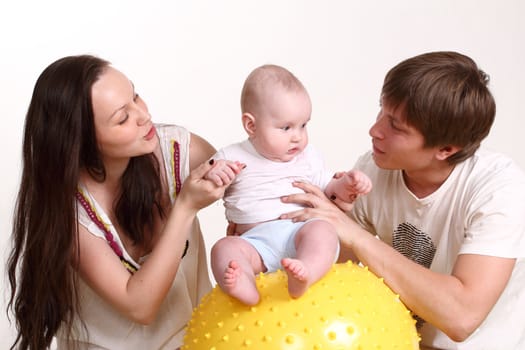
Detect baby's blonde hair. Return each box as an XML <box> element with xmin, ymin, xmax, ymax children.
<box><xmin>240</xmin><ymin>64</ymin><xmax>306</xmax><ymax>114</ymax></box>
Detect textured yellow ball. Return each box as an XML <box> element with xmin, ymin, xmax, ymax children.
<box><xmin>183</xmin><ymin>262</ymin><xmax>420</xmax><ymax>350</ymax></box>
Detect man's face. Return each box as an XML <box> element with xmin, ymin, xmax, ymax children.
<box><xmin>369</xmin><ymin>102</ymin><xmax>437</xmax><ymax>172</ymax></box>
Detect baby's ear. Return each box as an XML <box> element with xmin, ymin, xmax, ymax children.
<box><xmin>242</xmin><ymin>113</ymin><xmax>256</xmax><ymax>136</ymax></box>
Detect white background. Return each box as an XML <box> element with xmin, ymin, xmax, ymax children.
<box><xmin>0</xmin><ymin>1</ymin><xmax>523</xmax><ymax>348</ymax></box>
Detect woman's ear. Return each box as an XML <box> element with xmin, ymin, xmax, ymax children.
<box><xmin>242</xmin><ymin>113</ymin><xmax>256</xmax><ymax>137</ymax></box>
<box><xmin>436</xmin><ymin>145</ymin><xmax>461</xmax><ymax>161</ymax></box>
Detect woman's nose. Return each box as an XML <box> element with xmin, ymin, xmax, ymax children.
<box><xmin>136</xmin><ymin>106</ymin><xmax>151</xmax><ymax>125</ymax></box>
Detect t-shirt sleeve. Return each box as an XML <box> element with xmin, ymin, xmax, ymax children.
<box><xmin>306</xmin><ymin>144</ymin><xmax>335</xmax><ymax>189</ymax></box>
<box><xmin>460</xmin><ymin>160</ymin><xmax>525</xmax><ymax>258</ymax></box>
<box><xmin>212</xmin><ymin>149</ymin><xmax>225</xmax><ymax>160</ymax></box>
<box><xmin>211</xmin><ymin>141</ymin><xmax>243</xmax><ymax>161</ymax></box>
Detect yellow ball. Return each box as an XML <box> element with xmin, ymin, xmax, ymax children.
<box><xmin>183</xmin><ymin>262</ymin><xmax>420</xmax><ymax>350</ymax></box>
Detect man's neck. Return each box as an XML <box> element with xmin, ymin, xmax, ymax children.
<box><xmin>402</xmin><ymin>163</ymin><xmax>455</xmax><ymax>199</ymax></box>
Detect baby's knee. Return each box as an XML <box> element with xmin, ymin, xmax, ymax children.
<box><xmin>303</xmin><ymin>220</ymin><xmax>337</xmax><ymax>236</ymax></box>
<box><xmin>212</xmin><ymin>236</ymin><xmax>253</xmax><ymax>256</ymax></box>
<box><xmin>212</xmin><ymin>236</ymin><xmax>236</xmax><ymax>253</ymax></box>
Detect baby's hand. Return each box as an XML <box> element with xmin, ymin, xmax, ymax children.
<box><xmin>345</xmin><ymin>170</ymin><xmax>372</xmax><ymax>196</ymax></box>
<box><xmin>204</xmin><ymin>159</ymin><xmax>245</xmax><ymax>187</ymax></box>
<box><xmin>332</xmin><ymin>170</ymin><xmax>372</xmax><ymax>203</ymax></box>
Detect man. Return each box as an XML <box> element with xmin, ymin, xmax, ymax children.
<box><xmin>281</xmin><ymin>51</ymin><xmax>525</xmax><ymax>349</ymax></box>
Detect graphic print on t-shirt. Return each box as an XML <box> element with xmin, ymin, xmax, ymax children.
<box><xmin>393</xmin><ymin>222</ymin><xmax>436</xmax><ymax>268</ymax></box>
<box><xmin>393</xmin><ymin>222</ymin><xmax>437</xmax><ymax>328</ymax></box>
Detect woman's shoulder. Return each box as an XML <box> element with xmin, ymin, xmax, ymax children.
<box><xmin>155</xmin><ymin>123</ymin><xmax>190</xmax><ymax>141</ymax></box>
<box><xmin>188</xmin><ymin>131</ymin><xmax>216</xmax><ymax>171</ymax></box>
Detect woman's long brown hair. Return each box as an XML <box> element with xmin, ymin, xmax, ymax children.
<box><xmin>7</xmin><ymin>55</ymin><xmax>163</xmax><ymax>349</ymax></box>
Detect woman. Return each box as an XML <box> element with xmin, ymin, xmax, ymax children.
<box><xmin>7</xmin><ymin>55</ymin><xmax>242</xmax><ymax>349</ymax></box>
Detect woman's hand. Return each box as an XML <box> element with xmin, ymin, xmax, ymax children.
<box><xmin>177</xmin><ymin>159</ymin><xmax>239</xmax><ymax>212</ymax></box>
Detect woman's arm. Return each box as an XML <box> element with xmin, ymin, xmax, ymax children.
<box><xmin>77</xmin><ymin>158</ymin><xmax>225</xmax><ymax>324</ymax></box>
<box><xmin>189</xmin><ymin>132</ymin><xmax>216</xmax><ymax>171</ymax></box>
<box><xmin>281</xmin><ymin>181</ymin><xmax>515</xmax><ymax>342</ymax></box>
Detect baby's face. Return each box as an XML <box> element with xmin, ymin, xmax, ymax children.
<box><xmin>250</xmin><ymin>88</ymin><xmax>311</xmax><ymax>162</ymax></box>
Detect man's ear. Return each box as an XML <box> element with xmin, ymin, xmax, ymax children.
<box><xmin>436</xmin><ymin>145</ymin><xmax>461</xmax><ymax>161</ymax></box>
<box><xmin>242</xmin><ymin>113</ymin><xmax>256</xmax><ymax>136</ymax></box>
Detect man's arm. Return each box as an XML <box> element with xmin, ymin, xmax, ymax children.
<box><xmin>349</xmin><ymin>229</ymin><xmax>515</xmax><ymax>341</ymax></box>
<box><xmin>280</xmin><ymin>180</ymin><xmax>516</xmax><ymax>342</ymax></box>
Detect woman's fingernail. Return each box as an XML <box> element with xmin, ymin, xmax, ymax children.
<box><xmin>209</xmin><ymin>159</ymin><xmax>214</xmax><ymax>165</ymax></box>
<box><xmin>330</xmin><ymin>195</ymin><xmax>336</xmax><ymax>200</ymax></box>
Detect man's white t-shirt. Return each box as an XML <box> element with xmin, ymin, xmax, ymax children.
<box><xmin>351</xmin><ymin>149</ymin><xmax>525</xmax><ymax>350</ymax></box>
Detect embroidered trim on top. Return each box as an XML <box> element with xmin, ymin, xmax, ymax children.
<box><xmin>76</xmin><ymin>189</ymin><xmax>138</xmax><ymax>274</ymax></box>
<box><xmin>171</xmin><ymin>140</ymin><xmax>181</xmax><ymax>197</ymax></box>
<box><xmin>74</xmin><ymin>137</ymin><xmax>188</xmax><ymax>273</ymax></box>
<box><xmin>170</xmin><ymin>139</ymin><xmax>190</xmax><ymax>258</ymax></box>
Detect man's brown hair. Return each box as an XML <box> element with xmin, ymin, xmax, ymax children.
<box><xmin>381</xmin><ymin>51</ymin><xmax>496</xmax><ymax>164</ymax></box>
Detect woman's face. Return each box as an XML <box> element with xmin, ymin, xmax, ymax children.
<box><xmin>91</xmin><ymin>67</ymin><xmax>158</xmax><ymax>163</ymax></box>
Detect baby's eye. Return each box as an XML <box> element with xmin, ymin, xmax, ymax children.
<box><xmin>281</xmin><ymin>126</ymin><xmax>291</xmax><ymax>131</ymax></box>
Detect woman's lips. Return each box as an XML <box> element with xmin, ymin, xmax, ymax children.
<box><xmin>144</xmin><ymin>125</ymin><xmax>156</xmax><ymax>140</ymax></box>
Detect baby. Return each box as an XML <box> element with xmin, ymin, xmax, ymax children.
<box><xmin>206</xmin><ymin>64</ymin><xmax>372</xmax><ymax>305</ymax></box>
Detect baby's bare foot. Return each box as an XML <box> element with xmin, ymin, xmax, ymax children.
<box><xmin>222</xmin><ymin>260</ymin><xmax>260</xmax><ymax>305</ymax></box>
<box><xmin>281</xmin><ymin>258</ymin><xmax>309</xmax><ymax>298</ymax></box>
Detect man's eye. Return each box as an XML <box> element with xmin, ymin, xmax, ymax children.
<box><xmin>389</xmin><ymin>120</ymin><xmax>401</xmax><ymax>131</ymax></box>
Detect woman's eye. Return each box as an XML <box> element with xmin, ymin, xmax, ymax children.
<box><xmin>118</xmin><ymin>114</ymin><xmax>129</xmax><ymax>125</ymax></box>
<box><xmin>133</xmin><ymin>93</ymin><xmax>140</xmax><ymax>102</ymax></box>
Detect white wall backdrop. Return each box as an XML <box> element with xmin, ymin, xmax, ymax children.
<box><xmin>1</xmin><ymin>1</ymin><xmax>523</xmax><ymax>348</ymax></box>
